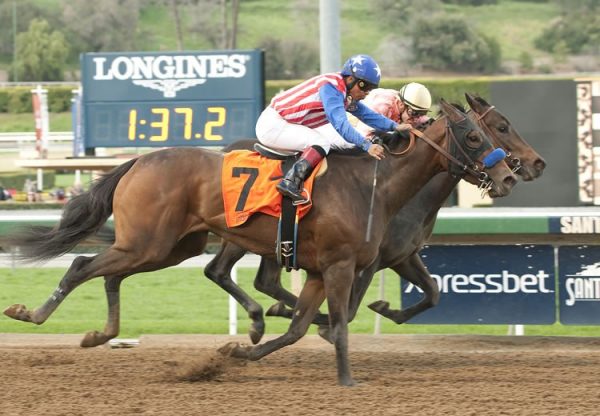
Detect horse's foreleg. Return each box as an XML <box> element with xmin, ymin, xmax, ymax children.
<box><xmin>368</xmin><ymin>252</ymin><xmax>439</xmax><ymax>324</ymax></box>
<box><xmin>323</xmin><ymin>260</ymin><xmax>355</xmax><ymax>386</ymax></box>
<box><xmin>254</xmin><ymin>258</ymin><xmax>297</xmax><ymax>308</ymax></box>
<box><xmin>80</xmin><ymin>275</ymin><xmax>126</xmax><ymax>347</ymax></box>
<box><xmin>255</xmin><ymin>258</ymin><xmax>330</xmax><ymax>326</ymax></box>
<box><xmin>317</xmin><ymin>257</ymin><xmax>381</xmax><ymax>343</ymax></box>
<box><xmin>4</xmin><ymin>255</ymin><xmax>95</xmax><ymax>324</ymax></box>
<box><xmin>205</xmin><ymin>241</ymin><xmax>265</xmax><ymax>344</ymax></box>
<box><xmin>221</xmin><ymin>275</ymin><xmax>325</xmax><ymax>361</ymax></box>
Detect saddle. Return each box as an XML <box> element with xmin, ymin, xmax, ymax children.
<box><xmin>221</xmin><ymin>144</ymin><xmax>326</xmax><ymax>272</ymax></box>
<box><xmin>253</xmin><ymin>143</ymin><xmax>327</xmax><ymax>271</ymax></box>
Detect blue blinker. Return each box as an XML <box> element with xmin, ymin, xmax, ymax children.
<box><xmin>483</xmin><ymin>148</ymin><xmax>507</xmax><ymax>168</ymax></box>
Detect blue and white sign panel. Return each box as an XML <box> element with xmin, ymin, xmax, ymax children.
<box><xmin>559</xmin><ymin>245</ymin><xmax>600</xmax><ymax>324</ymax></box>
<box><xmin>402</xmin><ymin>245</ymin><xmax>556</xmax><ymax>324</ymax></box>
<box><xmin>81</xmin><ymin>49</ymin><xmax>264</xmax><ymax>148</ymax></box>
<box><xmin>549</xmin><ymin>216</ymin><xmax>600</xmax><ymax>234</ymax></box>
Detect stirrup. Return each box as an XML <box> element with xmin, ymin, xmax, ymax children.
<box><xmin>292</xmin><ymin>188</ymin><xmax>311</xmax><ymax>206</ymax></box>
<box><xmin>277</xmin><ymin>182</ymin><xmax>311</xmax><ymax>206</ymax></box>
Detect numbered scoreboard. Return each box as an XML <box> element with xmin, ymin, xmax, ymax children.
<box><xmin>80</xmin><ymin>50</ymin><xmax>264</xmax><ymax>149</ymax></box>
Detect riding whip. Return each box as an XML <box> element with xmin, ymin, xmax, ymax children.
<box><xmin>365</xmin><ymin>138</ymin><xmax>382</xmax><ymax>242</ymax></box>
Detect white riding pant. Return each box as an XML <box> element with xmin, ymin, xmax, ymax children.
<box><xmin>255</xmin><ymin>107</ymin><xmax>357</xmax><ymax>154</ymax></box>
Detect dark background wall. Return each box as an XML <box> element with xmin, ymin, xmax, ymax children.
<box><xmin>490</xmin><ymin>80</ymin><xmax>580</xmax><ymax>207</ymax></box>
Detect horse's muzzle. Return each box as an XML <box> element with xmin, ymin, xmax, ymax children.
<box><xmin>486</xmin><ymin>163</ymin><xmax>518</xmax><ymax>198</ymax></box>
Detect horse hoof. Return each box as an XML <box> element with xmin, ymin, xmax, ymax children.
<box><xmin>339</xmin><ymin>377</ymin><xmax>356</xmax><ymax>387</ymax></box>
<box><xmin>265</xmin><ymin>301</ymin><xmax>288</xmax><ymax>317</ymax></box>
<box><xmin>218</xmin><ymin>342</ymin><xmax>250</xmax><ymax>359</ymax></box>
<box><xmin>3</xmin><ymin>304</ymin><xmax>33</xmax><ymax>322</ymax></box>
<box><xmin>317</xmin><ymin>325</ymin><xmax>333</xmax><ymax>344</ymax></box>
<box><xmin>249</xmin><ymin>322</ymin><xmax>265</xmax><ymax>345</ymax></box>
<box><xmin>80</xmin><ymin>331</ymin><xmax>108</xmax><ymax>348</ymax></box>
<box><xmin>368</xmin><ymin>300</ymin><xmax>390</xmax><ymax>314</ymax></box>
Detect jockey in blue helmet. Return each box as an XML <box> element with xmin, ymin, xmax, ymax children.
<box><xmin>255</xmin><ymin>54</ymin><xmax>407</xmax><ymax>203</ymax></box>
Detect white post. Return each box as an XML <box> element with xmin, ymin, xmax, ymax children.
<box><xmin>507</xmin><ymin>324</ymin><xmax>525</xmax><ymax>336</ymax></box>
<box><xmin>31</xmin><ymin>85</ymin><xmax>49</xmax><ymax>195</ymax></box>
<box><xmin>36</xmin><ymin>168</ymin><xmax>43</xmax><ymax>192</ymax></box>
<box><xmin>229</xmin><ymin>266</ymin><xmax>238</xmax><ymax>335</ymax></box>
<box><xmin>319</xmin><ymin>0</ymin><xmax>341</xmax><ymax>73</ymax></box>
<box><xmin>374</xmin><ymin>270</ymin><xmax>385</xmax><ymax>335</ymax></box>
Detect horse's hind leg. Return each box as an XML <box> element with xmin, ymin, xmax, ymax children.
<box><xmin>368</xmin><ymin>252</ymin><xmax>439</xmax><ymax>324</ymax></box>
<box><xmin>4</xmin><ymin>255</ymin><xmax>96</xmax><ymax>324</ymax></box>
<box><xmin>4</xmin><ymin>233</ymin><xmax>185</xmax><ymax>326</ymax></box>
<box><xmin>205</xmin><ymin>241</ymin><xmax>265</xmax><ymax>344</ymax></box>
<box><xmin>80</xmin><ymin>275</ymin><xmax>126</xmax><ymax>347</ymax></box>
<box><xmin>80</xmin><ymin>232</ymin><xmax>209</xmax><ymax>348</ymax></box>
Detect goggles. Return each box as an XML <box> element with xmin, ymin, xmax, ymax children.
<box><xmin>357</xmin><ymin>79</ymin><xmax>378</xmax><ymax>93</ymax></box>
<box><xmin>406</xmin><ymin>106</ymin><xmax>428</xmax><ymax>118</ymax></box>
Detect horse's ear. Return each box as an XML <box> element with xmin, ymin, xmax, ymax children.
<box><xmin>465</xmin><ymin>92</ymin><xmax>489</xmax><ymax>114</ymax></box>
<box><xmin>440</xmin><ymin>98</ymin><xmax>465</xmax><ymax>123</ymax></box>
<box><xmin>464</xmin><ymin>93</ymin><xmax>479</xmax><ymax>111</ymax></box>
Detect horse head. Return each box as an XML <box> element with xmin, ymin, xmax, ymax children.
<box><xmin>465</xmin><ymin>92</ymin><xmax>546</xmax><ymax>181</ymax></box>
<box><xmin>436</xmin><ymin>99</ymin><xmax>517</xmax><ymax>198</ymax></box>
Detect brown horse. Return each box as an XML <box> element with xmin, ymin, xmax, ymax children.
<box><xmin>262</xmin><ymin>93</ymin><xmax>547</xmax><ymax>336</ymax></box>
<box><xmin>4</xmin><ymin>100</ymin><xmax>516</xmax><ymax>386</ymax></box>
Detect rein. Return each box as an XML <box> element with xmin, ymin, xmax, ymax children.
<box><xmin>405</xmin><ymin>123</ymin><xmax>488</xmax><ymax>182</ymax></box>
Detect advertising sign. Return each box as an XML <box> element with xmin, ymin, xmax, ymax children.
<box><xmin>402</xmin><ymin>245</ymin><xmax>556</xmax><ymax>324</ymax></box>
<box><xmin>81</xmin><ymin>50</ymin><xmax>264</xmax><ymax>148</ymax></box>
<box><xmin>549</xmin><ymin>215</ymin><xmax>600</xmax><ymax>234</ymax></box>
<box><xmin>559</xmin><ymin>245</ymin><xmax>600</xmax><ymax>324</ymax></box>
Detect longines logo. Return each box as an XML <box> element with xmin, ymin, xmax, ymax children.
<box><xmin>92</xmin><ymin>53</ymin><xmax>251</xmax><ymax>98</ymax></box>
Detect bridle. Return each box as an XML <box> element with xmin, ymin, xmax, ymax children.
<box><xmin>366</xmin><ymin>113</ymin><xmax>499</xmax><ymax>241</ymax></box>
<box><xmin>471</xmin><ymin>105</ymin><xmax>522</xmax><ymax>174</ymax></box>
<box><xmin>379</xmin><ymin>116</ymin><xmax>496</xmax><ymax>189</ymax></box>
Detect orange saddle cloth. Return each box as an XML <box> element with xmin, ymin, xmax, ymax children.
<box><xmin>221</xmin><ymin>150</ymin><xmax>320</xmax><ymax>227</ymax></box>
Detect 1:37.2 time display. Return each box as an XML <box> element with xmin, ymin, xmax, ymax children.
<box><xmin>127</xmin><ymin>106</ymin><xmax>225</xmax><ymax>142</ymax></box>
<box><xmin>85</xmin><ymin>101</ymin><xmax>256</xmax><ymax>147</ymax></box>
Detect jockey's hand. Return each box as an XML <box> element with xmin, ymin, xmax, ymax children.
<box><xmin>368</xmin><ymin>143</ymin><xmax>385</xmax><ymax>160</ymax></box>
<box><xmin>394</xmin><ymin>123</ymin><xmax>412</xmax><ymax>132</ymax></box>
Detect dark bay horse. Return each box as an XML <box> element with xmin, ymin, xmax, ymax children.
<box><xmin>207</xmin><ymin>93</ymin><xmax>547</xmax><ymax>340</ymax></box>
<box><xmin>4</xmin><ymin>100</ymin><xmax>516</xmax><ymax>386</ymax></box>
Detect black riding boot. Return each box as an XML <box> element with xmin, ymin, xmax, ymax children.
<box><xmin>277</xmin><ymin>145</ymin><xmax>326</xmax><ymax>203</ymax></box>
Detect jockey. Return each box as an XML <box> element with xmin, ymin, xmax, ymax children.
<box><xmin>353</xmin><ymin>82</ymin><xmax>432</xmax><ymax>139</ymax></box>
<box><xmin>255</xmin><ymin>54</ymin><xmax>407</xmax><ymax>203</ymax></box>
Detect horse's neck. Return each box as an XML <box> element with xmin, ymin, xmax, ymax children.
<box><xmin>379</xmin><ymin>123</ymin><xmax>449</xmax><ymax>218</ymax></box>
<box><xmin>410</xmin><ymin>173</ymin><xmax>460</xmax><ymax>224</ymax></box>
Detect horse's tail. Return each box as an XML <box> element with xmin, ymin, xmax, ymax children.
<box><xmin>9</xmin><ymin>158</ymin><xmax>137</xmax><ymax>262</ymax></box>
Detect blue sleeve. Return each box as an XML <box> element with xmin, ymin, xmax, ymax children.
<box><xmin>320</xmin><ymin>83</ymin><xmax>372</xmax><ymax>151</ymax></box>
<box><xmin>350</xmin><ymin>101</ymin><xmax>398</xmax><ymax>132</ymax></box>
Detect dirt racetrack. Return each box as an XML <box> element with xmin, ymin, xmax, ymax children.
<box><xmin>1</xmin><ymin>333</ymin><xmax>600</xmax><ymax>416</ymax></box>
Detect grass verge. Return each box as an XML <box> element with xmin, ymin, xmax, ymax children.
<box><xmin>1</xmin><ymin>266</ymin><xmax>599</xmax><ymax>338</ymax></box>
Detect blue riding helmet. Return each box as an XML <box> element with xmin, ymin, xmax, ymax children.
<box><xmin>340</xmin><ymin>55</ymin><xmax>381</xmax><ymax>88</ymax></box>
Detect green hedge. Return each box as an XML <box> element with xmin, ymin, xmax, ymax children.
<box><xmin>266</xmin><ymin>78</ymin><xmax>490</xmax><ymax>108</ymax></box>
<box><xmin>0</xmin><ymin>86</ymin><xmax>74</xmax><ymax>113</ymax></box>
<box><xmin>0</xmin><ymin>77</ymin><xmax>560</xmax><ymax>115</ymax></box>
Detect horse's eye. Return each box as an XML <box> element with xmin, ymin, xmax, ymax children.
<box><xmin>466</xmin><ymin>132</ymin><xmax>482</xmax><ymax>148</ymax></box>
<box><xmin>497</xmin><ymin>124</ymin><xmax>508</xmax><ymax>133</ymax></box>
